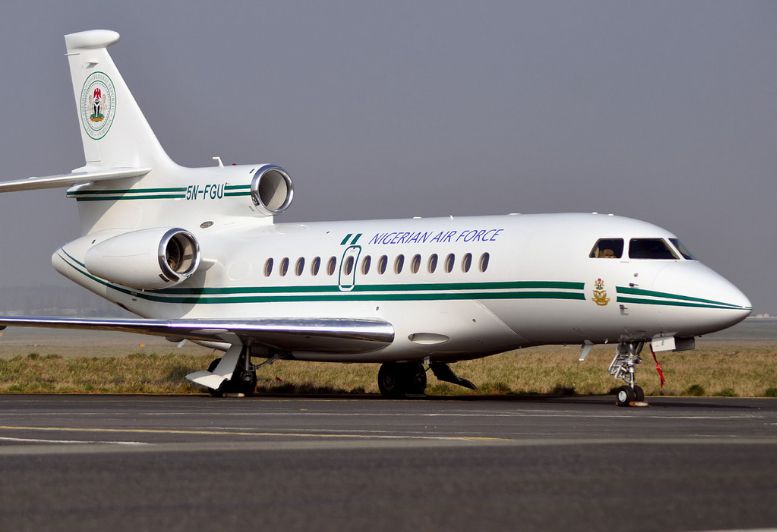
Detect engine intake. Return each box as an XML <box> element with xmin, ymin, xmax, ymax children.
<box><xmin>159</xmin><ymin>229</ymin><xmax>200</xmax><ymax>283</ymax></box>
<box><xmin>251</xmin><ymin>165</ymin><xmax>293</xmax><ymax>215</ymax></box>
<box><xmin>85</xmin><ymin>227</ymin><xmax>201</xmax><ymax>290</ymax></box>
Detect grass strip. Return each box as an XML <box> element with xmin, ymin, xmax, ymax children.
<box><xmin>1</xmin><ymin>344</ymin><xmax>776</xmax><ymax>397</ymax></box>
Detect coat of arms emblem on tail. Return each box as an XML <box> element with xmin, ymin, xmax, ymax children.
<box><xmin>78</xmin><ymin>71</ymin><xmax>116</xmax><ymax>140</ymax></box>
<box><xmin>90</xmin><ymin>87</ymin><xmax>103</xmax><ymax>122</ymax></box>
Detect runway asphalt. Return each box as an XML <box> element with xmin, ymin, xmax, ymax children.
<box><xmin>0</xmin><ymin>394</ymin><xmax>776</xmax><ymax>531</ymax></box>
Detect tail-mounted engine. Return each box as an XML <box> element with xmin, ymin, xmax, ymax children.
<box><xmin>85</xmin><ymin>227</ymin><xmax>201</xmax><ymax>290</ymax></box>
<box><xmin>250</xmin><ymin>164</ymin><xmax>294</xmax><ymax>216</ymax></box>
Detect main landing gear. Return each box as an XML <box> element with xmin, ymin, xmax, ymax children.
<box><xmin>207</xmin><ymin>347</ymin><xmax>258</xmax><ymax>397</ymax></box>
<box><xmin>377</xmin><ymin>361</ymin><xmax>477</xmax><ymax>398</ymax></box>
<box><xmin>609</xmin><ymin>341</ymin><xmax>646</xmax><ymax>407</ymax></box>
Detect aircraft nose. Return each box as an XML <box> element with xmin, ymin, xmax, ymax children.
<box><xmin>654</xmin><ymin>262</ymin><xmax>752</xmax><ymax>333</ymax></box>
<box><xmin>719</xmin><ymin>282</ymin><xmax>752</xmax><ymax>326</ymax></box>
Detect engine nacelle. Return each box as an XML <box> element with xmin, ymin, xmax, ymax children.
<box><xmin>250</xmin><ymin>164</ymin><xmax>294</xmax><ymax>216</ymax></box>
<box><xmin>85</xmin><ymin>228</ymin><xmax>201</xmax><ymax>290</ymax></box>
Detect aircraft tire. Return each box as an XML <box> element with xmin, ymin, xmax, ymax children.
<box><xmin>235</xmin><ymin>369</ymin><xmax>257</xmax><ymax>396</ymax></box>
<box><xmin>633</xmin><ymin>385</ymin><xmax>645</xmax><ymax>402</ymax></box>
<box><xmin>403</xmin><ymin>363</ymin><xmax>427</xmax><ymax>395</ymax></box>
<box><xmin>378</xmin><ymin>363</ymin><xmax>405</xmax><ymax>398</ymax></box>
<box><xmin>205</xmin><ymin>357</ymin><xmax>257</xmax><ymax>397</ymax></box>
<box><xmin>615</xmin><ymin>386</ymin><xmax>635</xmax><ymax>407</ymax></box>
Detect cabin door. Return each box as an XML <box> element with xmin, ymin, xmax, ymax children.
<box><xmin>338</xmin><ymin>245</ymin><xmax>361</xmax><ymax>291</ymax></box>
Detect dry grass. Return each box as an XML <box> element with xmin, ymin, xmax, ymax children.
<box><xmin>0</xmin><ymin>341</ymin><xmax>776</xmax><ymax>397</ymax></box>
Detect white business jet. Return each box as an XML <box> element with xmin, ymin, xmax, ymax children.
<box><xmin>0</xmin><ymin>30</ymin><xmax>751</xmax><ymax>406</ymax></box>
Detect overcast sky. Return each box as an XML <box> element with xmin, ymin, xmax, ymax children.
<box><xmin>0</xmin><ymin>1</ymin><xmax>775</xmax><ymax>312</ymax></box>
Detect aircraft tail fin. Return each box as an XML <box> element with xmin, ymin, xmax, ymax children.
<box><xmin>64</xmin><ymin>30</ymin><xmax>175</xmax><ymax>170</ymax></box>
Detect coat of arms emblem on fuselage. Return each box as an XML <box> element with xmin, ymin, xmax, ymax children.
<box><xmin>79</xmin><ymin>71</ymin><xmax>116</xmax><ymax>140</ymax></box>
<box><xmin>592</xmin><ymin>277</ymin><xmax>610</xmax><ymax>306</ymax></box>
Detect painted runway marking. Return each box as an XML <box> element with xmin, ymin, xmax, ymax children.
<box><xmin>0</xmin><ymin>410</ymin><xmax>761</xmax><ymax>421</ymax></box>
<box><xmin>0</xmin><ymin>425</ymin><xmax>508</xmax><ymax>443</ymax></box>
<box><xmin>0</xmin><ymin>436</ymin><xmax>149</xmax><ymax>446</ymax></box>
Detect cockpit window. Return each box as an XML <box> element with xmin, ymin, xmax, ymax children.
<box><xmin>669</xmin><ymin>238</ymin><xmax>695</xmax><ymax>260</ymax></box>
<box><xmin>589</xmin><ymin>238</ymin><xmax>624</xmax><ymax>259</ymax></box>
<box><xmin>629</xmin><ymin>238</ymin><xmax>678</xmax><ymax>260</ymax></box>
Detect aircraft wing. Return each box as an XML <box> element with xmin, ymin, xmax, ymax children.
<box><xmin>0</xmin><ymin>167</ymin><xmax>150</xmax><ymax>193</ymax></box>
<box><xmin>0</xmin><ymin>316</ymin><xmax>394</xmax><ymax>354</ymax></box>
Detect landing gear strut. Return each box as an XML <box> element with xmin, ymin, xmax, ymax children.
<box><xmin>377</xmin><ymin>362</ymin><xmax>427</xmax><ymax>398</ymax></box>
<box><xmin>609</xmin><ymin>341</ymin><xmax>646</xmax><ymax>407</ymax></box>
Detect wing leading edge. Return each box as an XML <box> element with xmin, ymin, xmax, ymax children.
<box><xmin>0</xmin><ymin>316</ymin><xmax>395</xmax><ymax>355</ymax></box>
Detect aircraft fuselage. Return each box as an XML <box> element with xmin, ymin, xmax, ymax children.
<box><xmin>53</xmin><ymin>212</ymin><xmax>751</xmax><ymax>363</ymax></box>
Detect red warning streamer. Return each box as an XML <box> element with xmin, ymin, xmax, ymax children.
<box><xmin>650</xmin><ymin>345</ymin><xmax>666</xmax><ymax>390</ymax></box>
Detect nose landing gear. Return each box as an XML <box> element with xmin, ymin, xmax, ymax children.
<box><xmin>609</xmin><ymin>341</ymin><xmax>647</xmax><ymax>407</ymax></box>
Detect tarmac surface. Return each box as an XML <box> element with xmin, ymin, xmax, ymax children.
<box><xmin>0</xmin><ymin>394</ymin><xmax>776</xmax><ymax>531</ymax></box>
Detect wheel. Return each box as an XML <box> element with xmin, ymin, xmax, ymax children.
<box><xmin>234</xmin><ymin>368</ymin><xmax>257</xmax><ymax>396</ymax></box>
<box><xmin>205</xmin><ymin>357</ymin><xmax>255</xmax><ymax>396</ymax></box>
<box><xmin>615</xmin><ymin>386</ymin><xmax>636</xmax><ymax>407</ymax></box>
<box><xmin>378</xmin><ymin>363</ymin><xmax>405</xmax><ymax>398</ymax></box>
<box><xmin>633</xmin><ymin>385</ymin><xmax>645</xmax><ymax>402</ymax></box>
<box><xmin>403</xmin><ymin>363</ymin><xmax>427</xmax><ymax>395</ymax></box>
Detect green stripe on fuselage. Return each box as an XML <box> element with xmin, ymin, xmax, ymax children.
<box><xmin>616</xmin><ymin>296</ymin><xmax>745</xmax><ymax>310</ymax></box>
<box><xmin>73</xmin><ymin>194</ymin><xmax>186</xmax><ymax>202</ymax></box>
<box><xmin>68</xmin><ymin>187</ymin><xmax>188</xmax><ymax>196</ymax></box>
<box><xmin>153</xmin><ymin>280</ymin><xmax>585</xmax><ymax>296</ymax></box>
<box><xmin>616</xmin><ymin>286</ymin><xmax>743</xmax><ymax>309</ymax></box>
<box><xmin>57</xmin><ymin>252</ymin><xmax>586</xmax><ymax>305</ymax></box>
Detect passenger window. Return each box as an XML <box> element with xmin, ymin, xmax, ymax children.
<box><xmin>669</xmin><ymin>238</ymin><xmax>695</xmax><ymax>260</ymax></box>
<box><xmin>361</xmin><ymin>255</ymin><xmax>372</xmax><ymax>274</ymax></box>
<box><xmin>378</xmin><ymin>255</ymin><xmax>388</xmax><ymax>274</ymax></box>
<box><xmin>629</xmin><ymin>239</ymin><xmax>678</xmax><ymax>260</ymax></box>
<box><xmin>428</xmin><ymin>254</ymin><xmax>438</xmax><ymax>273</ymax></box>
<box><xmin>279</xmin><ymin>257</ymin><xmax>289</xmax><ymax>276</ymax></box>
<box><xmin>444</xmin><ymin>253</ymin><xmax>455</xmax><ymax>273</ymax></box>
<box><xmin>479</xmin><ymin>253</ymin><xmax>490</xmax><ymax>272</ymax></box>
<box><xmin>295</xmin><ymin>257</ymin><xmax>305</xmax><ymax>276</ymax></box>
<box><xmin>462</xmin><ymin>253</ymin><xmax>472</xmax><ymax>273</ymax></box>
<box><xmin>311</xmin><ymin>256</ymin><xmax>321</xmax><ymax>276</ymax></box>
<box><xmin>344</xmin><ymin>256</ymin><xmax>355</xmax><ymax>275</ymax></box>
<box><xmin>411</xmin><ymin>254</ymin><xmax>421</xmax><ymax>273</ymax></box>
<box><xmin>589</xmin><ymin>238</ymin><xmax>624</xmax><ymax>259</ymax></box>
<box><xmin>327</xmin><ymin>257</ymin><xmax>337</xmax><ymax>275</ymax></box>
<box><xmin>394</xmin><ymin>255</ymin><xmax>405</xmax><ymax>274</ymax></box>
<box><xmin>264</xmin><ymin>258</ymin><xmax>274</xmax><ymax>277</ymax></box>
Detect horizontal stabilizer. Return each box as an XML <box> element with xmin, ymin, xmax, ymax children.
<box><xmin>0</xmin><ymin>316</ymin><xmax>395</xmax><ymax>355</ymax></box>
<box><xmin>0</xmin><ymin>167</ymin><xmax>150</xmax><ymax>193</ymax></box>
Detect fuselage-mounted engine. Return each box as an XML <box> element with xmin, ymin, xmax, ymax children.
<box><xmin>250</xmin><ymin>164</ymin><xmax>294</xmax><ymax>216</ymax></box>
<box><xmin>84</xmin><ymin>227</ymin><xmax>201</xmax><ymax>290</ymax></box>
